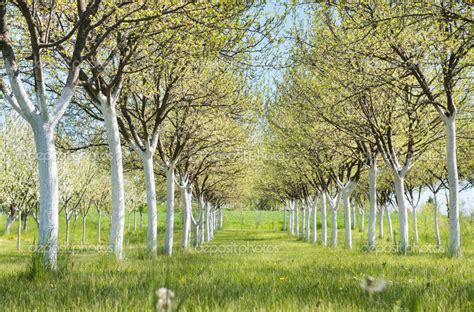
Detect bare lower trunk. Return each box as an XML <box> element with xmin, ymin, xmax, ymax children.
<box><xmin>342</xmin><ymin>187</ymin><xmax>353</xmax><ymax>250</ymax></box>
<box><xmin>133</xmin><ymin>210</ymin><xmax>137</xmax><ymax>231</ymax></box>
<box><xmin>378</xmin><ymin>207</ymin><xmax>384</xmax><ymax>239</ymax></box>
<box><xmin>181</xmin><ymin>186</ymin><xmax>192</xmax><ymax>251</ymax></box>
<box><xmin>321</xmin><ymin>192</ymin><xmax>327</xmax><ymax>246</ymax></box>
<box><xmin>164</xmin><ymin>162</ymin><xmax>175</xmax><ymax>256</ymax></box>
<box><xmin>386</xmin><ymin>206</ymin><xmax>393</xmax><ymax>241</ymax></box>
<box><xmin>283</xmin><ymin>205</ymin><xmax>287</xmax><ymax>231</ymax></box>
<box><xmin>331</xmin><ymin>208</ymin><xmax>337</xmax><ymax>247</ymax></box>
<box><xmin>295</xmin><ymin>204</ymin><xmax>299</xmax><ymax>238</ymax></box>
<box><xmin>306</xmin><ymin>205</ymin><xmax>311</xmax><ymax>242</ymax></box>
<box><xmin>65</xmin><ymin>217</ymin><xmax>70</xmax><ymax>246</ymax></box>
<box><xmin>359</xmin><ymin>209</ymin><xmax>365</xmax><ymax>232</ymax></box>
<box><xmin>412</xmin><ymin>206</ymin><xmax>418</xmax><ymax>244</ymax></box>
<box><xmin>22</xmin><ymin>214</ymin><xmax>28</xmax><ymax>232</ymax></box>
<box><xmin>34</xmin><ymin>126</ymin><xmax>59</xmax><ymax>268</ymax></box>
<box><xmin>368</xmin><ymin>162</ymin><xmax>377</xmax><ymax>251</ymax></box>
<box><xmin>5</xmin><ymin>214</ymin><xmax>13</xmax><ymax>234</ymax></box>
<box><xmin>433</xmin><ymin>193</ymin><xmax>441</xmax><ymax>248</ymax></box>
<box><xmin>102</xmin><ymin>105</ymin><xmax>125</xmax><ymax>260</ymax></box>
<box><xmin>446</xmin><ymin>117</ymin><xmax>460</xmax><ymax>257</ymax></box>
<box><xmin>17</xmin><ymin>210</ymin><xmax>21</xmax><ymax>252</ymax></box>
<box><xmin>143</xmin><ymin>152</ymin><xmax>157</xmax><ymax>255</ymax></box>
<box><xmin>394</xmin><ymin>174</ymin><xmax>409</xmax><ymax>254</ymax></box>
<box><xmin>301</xmin><ymin>206</ymin><xmax>306</xmax><ymax>240</ymax></box>
<box><xmin>219</xmin><ymin>206</ymin><xmax>223</xmax><ymax>229</ymax></box>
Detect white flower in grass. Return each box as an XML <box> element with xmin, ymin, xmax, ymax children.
<box><xmin>156</xmin><ymin>287</ymin><xmax>175</xmax><ymax>311</ymax></box>
<box><xmin>360</xmin><ymin>276</ymin><xmax>387</xmax><ymax>299</ymax></box>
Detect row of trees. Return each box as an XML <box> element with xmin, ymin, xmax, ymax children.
<box><xmin>0</xmin><ymin>1</ymin><xmax>275</xmax><ymax>268</ymax></box>
<box><xmin>258</xmin><ymin>2</ymin><xmax>472</xmax><ymax>256</ymax></box>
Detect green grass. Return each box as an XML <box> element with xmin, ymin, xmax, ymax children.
<box><xmin>0</xmin><ymin>206</ymin><xmax>473</xmax><ymax>311</ymax></box>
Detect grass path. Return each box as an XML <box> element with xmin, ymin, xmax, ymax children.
<box><xmin>0</xmin><ymin>211</ymin><xmax>473</xmax><ymax>311</ymax></box>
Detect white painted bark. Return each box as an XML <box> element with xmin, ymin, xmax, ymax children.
<box><xmin>378</xmin><ymin>207</ymin><xmax>384</xmax><ymax>239</ymax></box>
<box><xmin>198</xmin><ymin>196</ymin><xmax>205</xmax><ymax>244</ymax></box>
<box><xmin>219</xmin><ymin>206</ymin><xmax>223</xmax><ymax>229</ymax></box>
<box><xmin>321</xmin><ymin>192</ymin><xmax>327</xmax><ymax>246</ymax></box>
<box><xmin>143</xmin><ymin>151</ymin><xmax>157</xmax><ymax>255</ymax></box>
<box><xmin>331</xmin><ymin>208</ymin><xmax>337</xmax><ymax>247</ymax></box>
<box><xmin>34</xmin><ymin>126</ymin><xmax>59</xmax><ymax>268</ymax></box>
<box><xmin>306</xmin><ymin>203</ymin><xmax>311</xmax><ymax>242</ymax></box>
<box><xmin>205</xmin><ymin>202</ymin><xmax>210</xmax><ymax>242</ymax></box>
<box><xmin>289</xmin><ymin>200</ymin><xmax>294</xmax><ymax>235</ymax></box>
<box><xmin>340</xmin><ymin>182</ymin><xmax>356</xmax><ymax>250</ymax></box>
<box><xmin>295</xmin><ymin>202</ymin><xmax>299</xmax><ymax>237</ymax></box>
<box><xmin>301</xmin><ymin>205</ymin><xmax>306</xmax><ymax>240</ymax></box>
<box><xmin>412</xmin><ymin>205</ymin><xmax>419</xmax><ymax>244</ymax></box>
<box><xmin>359</xmin><ymin>208</ymin><xmax>365</xmax><ymax>232</ymax></box>
<box><xmin>17</xmin><ymin>210</ymin><xmax>21</xmax><ymax>252</ymax></box>
<box><xmin>311</xmin><ymin>197</ymin><xmax>318</xmax><ymax>244</ymax></box>
<box><xmin>393</xmin><ymin>174</ymin><xmax>409</xmax><ymax>253</ymax></box>
<box><xmin>164</xmin><ymin>162</ymin><xmax>175</xmax><ymax>255</ymax></box>
<box><xmin>386</xmin><ymin>205</ymin><xmax>393</xmax><ymax>241</ymax></box>
<box><xmin>181</xmin><ymin>186</ymin><xmax>192</xmax><ymax>251</ymax></box>
<box><xmin>282</xmin><ymin>204</ymin><xmax>287</xmax><ymax>231</ymax></box>
<box><xmin>445</xmin><ymin>117</ymin><xmax>460</xmax><ymax>257</ymax></box>
<box><xmin>102</xmin><ymin>104</ymin><xmax>125</xmax><ymax>260</ymax></box>
<box><xmin>433</xmin><ymin>193</ymin><xmax>441</xmax><ymax>248</ymax></box>
<box><xmin>5</xmin><ymin>214</ymin><xmax>13</xmax><ymax>234</ymax></box>
<box><xmin>368</xmin><ymin>162</ymin><xmax>378</xmax><ymax>251</ymax></box>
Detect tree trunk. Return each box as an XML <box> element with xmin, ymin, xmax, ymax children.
<box><xmin>368</xmin><ymin>162</ymin><xmax>377</xmax><ymax>251</ymax></box>
<box><xmin>199</xmin><ymin>197</ymin><xmax>205</xmax><ymax>245</ymax></box>
<box><xmin>289</xmin><ymin>201</ymin><xmax>294</xmax><ymax>235</ymax></box>
<box><xmin>97</xmin><ymin>209</ymin><xmax>102</xmax><ymax>243</ymax></box>
<box><xmin>22</xmin><ymin>213</ymin><xmax>28</xmax><ymax>232</ymax></box>
<box><xmin>17</xmin><ymin>210</ymin><xmax>21</xmax><ymax>252</ymax></box>
<box><xmin>65</xmin><ymin>217</ymin><xmax>70</xmax><ymax>247</ymax></box>
<box><xmin>219</xmin><ymin>206</ymin><xmax>223</xmax><ymax>229</ymax></box>
<box><xmin>331</xmin><ymin>208</ymin><xmax>337</xmax><ymax>247</ymax></box>
<box><xmin>283</xmin><ymin>204</ymin><xmax>287</xmax><ymax>231</ymax></box>
<box><xmin>378</xmin><ymin>207</ymin><xmax>384</xmax><ymax>239</ymax></box>
<box><xmin>164</xmin><ymin>162</ymin><xmax>175</xmax><ymax>256</ymax></box>
<box><xmin>306</xmin><ymin>204</ymin><xmax>311</xmax><ymax>242</ymax></box>
<box><xmin>341</xmin><ymin>186</ymin><xmax>353</xmax><ymax>250</ymax></box>
<box><xmin>143</xmin><ymin>151</ymin><xmax>157</xmax><ymax>255</ymax></box>
<box><xmin>433</xmin><ymin>192</ymin><xmax>441</xmax><ymax>249</ymax></box>
<box><xmin>301</xmin><ymin>205</ymin><xmax>306</xmax><ymax>240</ymax></box>
<box><xmin>133</xmin><ymin>209</ymin><xmax>137</xmax><ymax>231</ymax></box>
<box><xmin>352</xmin><ymin>205</ymin><xmax>357</xmax><ymax>230</ymax></box>
<box><xmin>295</xmin><ymin>203</ymin><xmax>299</xmax><ymax>238</ymax></box>
<box><xmin>445</xmin><ymin>117</ymin><xmax>460</xmax><ymax>257</ymax></box>
<box><xmin>321</xmin><ymin>192</ymin><xmax>327</xmax><ymax>246</ymax></box>
<box><xmin>82</xmin><ymin>216</ymin><xmax>87</xmax><ymax>245</ymax></box>
<box><xmin>34</xmin><ymin>126</ymin><xmax>59</xmax><ymax>268</ymax></box>
<box><xmin>102</xmin><ymin>105</ymin><xmax>126</xmax><ymax>260</ymax></box>
<box><xmin>312</xmin><ymin>198</ymin><xmax>317</xmax><ymax>244</ymax></box>
<box><xmin>140</xmin><ymin>210</ymin><xmax>143</xmax><ymax>230</ymax></box>
<box><xmin>181</xmin><ymin>186</ymin><xmax>192</xmax><ymax>251</ymax></box>
<box><xmin>412</xmin><ymin>205</ymin><xmax>419</xmax><ymax>244</ymax></box>
<box><xmin>127</xmin><ymin>211</ymin><xmax>131</xmax><ymax>232</ymax></box>
<box><xmin>5</xmin><ymin>214</ymin><xmax>13</xmax><ymax>234</ymax></box>
<box><xmin>386</xmin><ymin>205</ymin><xmax>393</xmax><ymax>242</ymax></box>
<box><xmin>359</xmin><ymin>209</ymin><xmax>365</xmax><ymax>232</ymax></box>
<box><xmin>393</xmin><ymin>174</ymin><xmax>409</xmax><ymax>254</ymax></box>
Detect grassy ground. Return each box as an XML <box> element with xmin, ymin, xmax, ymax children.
<box><xmin>0</xmin><ymin>206</ymin><xmax>473</xmax><ymax>311</ymax></box>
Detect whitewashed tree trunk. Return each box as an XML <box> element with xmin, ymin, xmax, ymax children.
<box><xmin>433</xmin><ymin>192</ymin><xmax>441</xmax><ymax>248</ymax></box>
<box><xmin>331</xmin><ymin>208</ymin><xmax>337</xmax><ymax>247</ymax></box>
<box><xmin>133</xmin><ymin>209</ymin><xmax>137</xmax><ymax>231</ymax></box>
<box><xmin>283</xmin><ymin>204</ymin><xmax>287</xmax><ymax>231</ymax></box>
<box><xmin>340</xmin><ymin>182</ymin><xmax>356</xmax><ymax>250</ymax></box>
<box><xmin>143</xmin><ymin>151</ymin><xmax>157</xmax><ymax>255</ymax></box>
<box><xmin>199</xmin><ymin>197</ymin><xmax>205</xmax><ymax>244</ymax></box>
<box><xmin>289</xmin><ymin>200</ymin><xmax>294</xmax><ymax>235</ymax></box>
<box><xmin>386</xmin><ymin>205</ymin><xmax>393</xmax><ymax>241</ymax></box>
<box><xmin>295</xmin><ymin>203</ymin><xmax>299</xmax><ymax>237</ymax></box>
<box><xmin>321</xmin><ymin>192</ymin><xmax>327</xmax><ymax>246</ymax></box>
<box><xmin>359</xmin><ymin>208</ymin><xmax>365</xmax><ymax>232</ymax></box>
<box><xmin>301</xmin><ymin>205</ymin><xmax>306</xmax><ymax>240</ymax></box>
<box><xmin>17</xmin><ymin>210</ymin><xmax>21</xmax><ymax>252</ymax></box>
<box><xmin>306</xmin><ymin>204</ymin><xmax>311</xmax><ymax>242</ymax></box>
<box><xmin>102</xmin><ymin>104</ymin><xmax>125</xmax><ymax>260</ymax></box>
<box><xmin>352</xmin><ymin>205</ymin><xmax>357</xmax><ymax>230</ymax></box>
<box><xmin>205</xmin><ymin>202</ymin><xmax>211</xmax><ymax>242</ymax></box>
<box><xmin>5</xmin><ymin>214</ymin><xmax>13</xmax><ymax>234</ymax></box>
<box><xmin>311</xmin><ymin>197</ymin><xmax>318</xmax><ymax>244</ymax></box>
<box><xmin>368</xmin><ymin>162</ymin><xmax>378</xmax><ymax>251</ymax></box>
<box><xmin>34</xmin><ymin>126</ymin><xmax>59</xmax><ymax>268</ymax></box>
<box><xmin>412</xmin><ymin>205</ymin><xmax>419</xmax><ymax>244</ymax></box>
<box><xmin>393</xmin><ymin>174</ymin><xmax>409</xmax><ymax>253</ymax></box>
<box><xmin>219</xmin><ymin>206</ymin><xmax>223</xmax><ymax>229</ymax></box>
<box><xmin>378</xmin><ymin>206</ymin><xmax>384</xmax><ymax>239</ymax></box>
<box><xmin>164</xmin><ymin>162</ymin><xmax>175</xmax><ymax>255</ymax></box>
<box><xmin>181</xmin><ymin>186</ymin><xmax>192</xmax><ymax>251</ymax></box>
<box><xmin>445</xmin><ymin>117</ymin><xmax>460</xmax><ymax>257</ymax></box>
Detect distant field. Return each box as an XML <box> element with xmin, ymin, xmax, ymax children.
<box><xmin>0</xmin><ymin>207</ymin><xmax>473</xmax><ymax>311</ymax></box>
